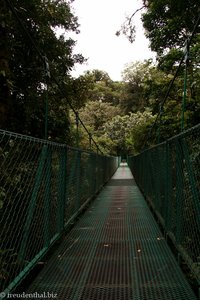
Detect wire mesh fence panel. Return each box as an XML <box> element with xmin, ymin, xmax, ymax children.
<box><xmin>79</xmin><ymin>151</ymin><xmax>92</xmax><ymax>207</ymax></box>
<box><xmin>128</xmin><ymin>124</ymin><xmax>200</xmax><ymax>286</ymax></box>
<box><xmin>0</xmin><ymin>130</ymin><xmax>118</xmax><ymax>297</ymax></box>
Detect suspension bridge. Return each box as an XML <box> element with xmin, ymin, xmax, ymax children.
<box><xmin>1</xmin><ymin>1</ymin><xmax>200</xmax><ymax>299</ymax></box>
<box><xmin>0</xmin><ymin>125</ymin><xmax>199</xmax><ymax>300</ymax></box>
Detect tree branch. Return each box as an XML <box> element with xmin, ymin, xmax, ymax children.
<box><xmin>128</xmin><ymin>5</ymin><xmax>146</xmax><ymax>25</ymax></box>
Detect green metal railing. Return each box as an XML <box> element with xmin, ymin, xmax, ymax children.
<box><xmin>128</xmin><ymin>123</ymin><xmax>200</xmax><ymax>286</ymax></box>
<box><xmin>0</xmin><ymin>130</ymin><xmax>119</xmax><ymax>297</ymax></box>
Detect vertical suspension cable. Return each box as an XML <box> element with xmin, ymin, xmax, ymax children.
<box><xmin>181</xmin><ymin>39</ymin><xmax>189</xmax><ymax>131</ymax></box>
<box><xmin>75</xmin><ymin>112</ymin><xmax>79</xmax><ymax>148</ymax></box>
<box><xmin>156</xmin><ymin>103</ymin><xmax>163</xmax><ymax>144</ymax></box>
<box><xmin>89</xmin><ymin>133</ymin><xmax>92</xmax><ymax>151</ymax></box>
<box><xmin>44</xmin><ymin>56</ymin><xmax>51</xmax><ymax>140</ymax></box>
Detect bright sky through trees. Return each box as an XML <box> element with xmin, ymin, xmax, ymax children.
<box><xmin>70</xmin><ymin>0</ymin><xmax>156</xmax><ymax>81</ymax></box>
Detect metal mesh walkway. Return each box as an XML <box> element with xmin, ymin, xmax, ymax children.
<box><xmin>24</xmin><ymin>164</ymin><xmax>197</xmax><ymax>300</ymax></box>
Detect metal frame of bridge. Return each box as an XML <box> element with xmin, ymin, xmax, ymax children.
<box><xmin>23</xmin><ymin>164</ymin><xmax>197</xmax><ymax>300</ymax></box>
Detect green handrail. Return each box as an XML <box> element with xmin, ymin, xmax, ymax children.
<box><xmin>0</xmin><ymin>130</ymin><xmax>118</xmax><ymax>298</ymax></box>
<box><xmin>128</xmin><ymin>123</ymin><xmax>200</xmax><ymax>286</ymax></box>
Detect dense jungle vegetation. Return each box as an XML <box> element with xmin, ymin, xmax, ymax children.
<box><xmin>0</xmin><ymin>0</ymin><xmax>200</xmax><ymax>155</ymax></box>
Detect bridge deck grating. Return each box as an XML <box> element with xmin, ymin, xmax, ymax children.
<box><xmin>23</xmin><ymin>164</ymin><xmax>197</xmax><ymax>300</ymax></box>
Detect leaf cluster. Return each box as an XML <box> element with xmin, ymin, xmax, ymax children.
<box><xmin>0</xmin><ymin>0</ymin><xmax>84</xmax><ymax>142</ymax></box>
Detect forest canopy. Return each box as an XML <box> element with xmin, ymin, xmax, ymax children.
<box><xmin>0</xmin><ymin>0</ymin><xmax>200</xmax><ymax>155</ymax></box>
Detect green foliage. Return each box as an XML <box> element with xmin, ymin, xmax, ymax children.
<box><xmin>142</xmin><ymin>0</ymin><xmax>199</xmax><ymax>56</ymax></box>
<box><xmin>101</xmin><ymin>115</ymin><xmax>130</xmax><ymax>155</ymax></box>
<box><xmin>75</xmin><ymin>52</ymin><xmax>199</xmax><ymax>153</ymax></box>
<box><xmin>0</xmin><ymin>0</ymin><xmax>84</xmax><ymax>142</ymax></box>
<box><xmin>79</xmin><ymin>69</ymin><xmax>124</xmax><ymax>105</ymax></box>
<box><xmin>121</xmin><ymin>60</ymin><xmax>177</xmax><ymax>115</ymax></box>
<box><xmin>75</xmin><ymin>57</ymin><xmax>199</xmax><ymax>154</ymax></box>
<box><xmin>121</xmin><ymin>60</ymin><xmax>152</xmax><ymax>113</ymax></box>
<box><xmin>113</xmin><ymin>0</ymin><xmax>200</xmax><ymax>152</ymax></box>
<box><xmin>79</xmin><ymin>101</ymin><xmax>121</xmax><ymax>132</ymax></box>
<box><xmin>101</xmin><ymin>110</ymin><xmax>155</xmax><ymax>155</ymax></box>
<box><xmin>1</xmin><ymin>0</ymin><xmax>199</xmax><ymax>154</ymax></box>
<box><xmin>113</xmin><ymin>49</ymin><xmax>198</xmax><ymax>149</ymax></box>
<box><xmin>78</xmin><ymin>109</ymin><xmax>155</xmax><ymax>156</ymax></box>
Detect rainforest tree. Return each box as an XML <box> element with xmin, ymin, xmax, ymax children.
<box><xmin>0</xmin><ymin>0</ymin><xmax>84</xmax><ymax>141</ymax></box>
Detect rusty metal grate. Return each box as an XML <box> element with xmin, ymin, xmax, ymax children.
<box><xmin>22</xmin><ymin>165</ymin><xmax>197</xmax><ymax>300</ymax></box>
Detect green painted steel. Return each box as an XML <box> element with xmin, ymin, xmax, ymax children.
<box><xmin>0</xmin><ymin>125</ymin><xmax>199</xmax><ymax>299</ymax></box>
<box><xmin>128</xmin><ymin>123</ymin><xmax>200</xmax><ymax>287</ymax></box>
<box><xmin>43</xmin><ymin>147</ymin><xmax>52</xmax><ymax>248</ymax></box>
<box><xmin>23</xmin><ymin>164</ymin><xmax>197</xmax><ymax>299</ymax></box>
<box><xmin>0</xmin><ymin>130</ymin><xmax>118</xmax><ymax>298</ymax></box>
